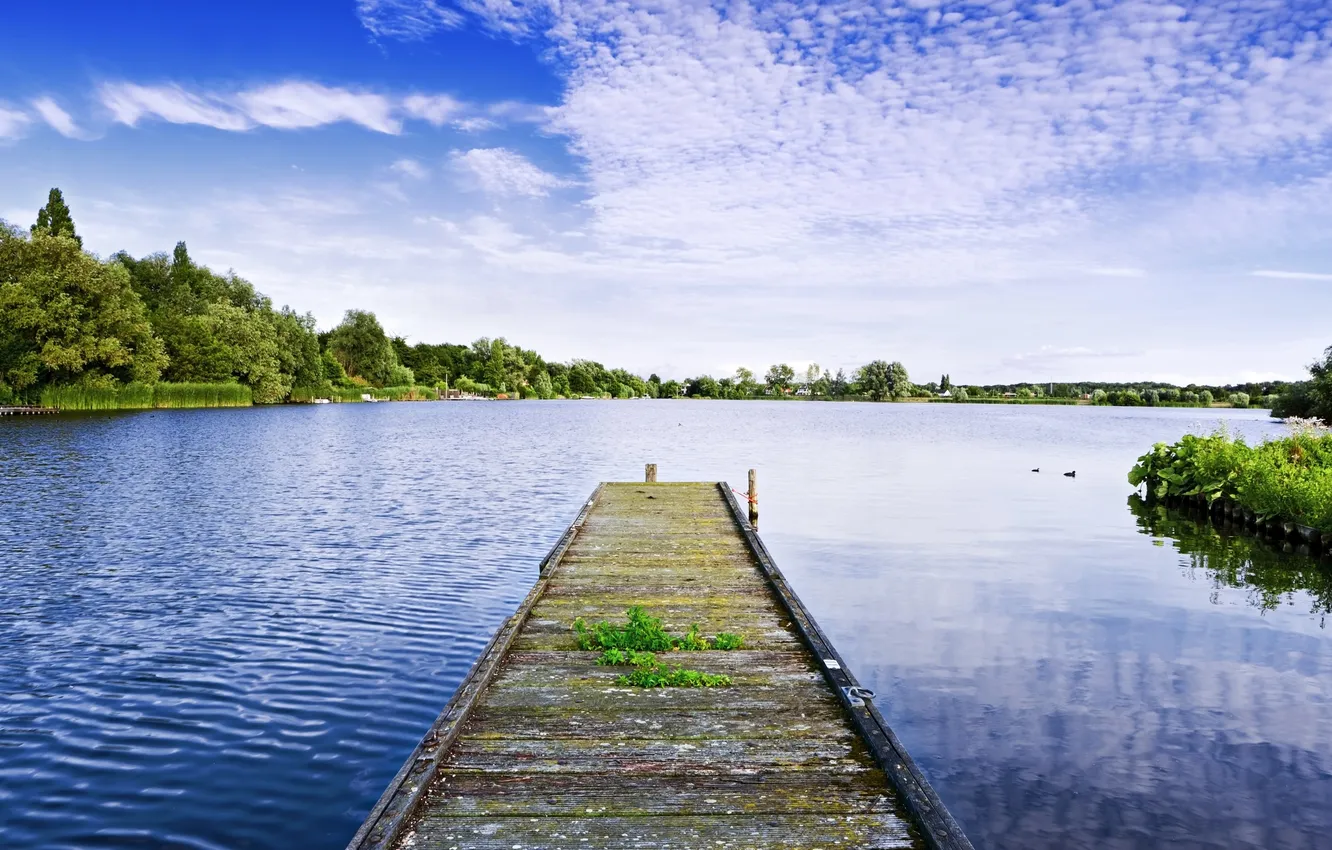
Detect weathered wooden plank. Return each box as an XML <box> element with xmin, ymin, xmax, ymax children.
<box><xmin>463</xmin><ymin>704</ymin><xmax>853</xmax><ymax>741</ymax></box>
<box><xmin>474</xmin><ymin>679</ymin><xmax>844</xmax><ymax>713</ymax></box>
<box><xmin>403</xmin><ymin>813</ymin><xmax>917</xmax><ymax>849</ymax></box>
<box><xmin>442</xmin><ymin>733</ymin><xmax>874</xmax><ymax>770</ymax></box>
<box><xmin>423</xmin><ymin>772</ymin><xmax>896</xmax><ymax>816</ymax></box>
<box><xmin>511</xmin><ymin>625</ymin><xmax>800</xmax><ymax>652</ymax></box>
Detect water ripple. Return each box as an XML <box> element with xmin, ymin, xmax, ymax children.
<box><xmin>2</xmin><ymin>402</ymin><xmax>1328</xmax><ymax>850</ymax></box>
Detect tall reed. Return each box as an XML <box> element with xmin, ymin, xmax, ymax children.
<box><xmin>41</xmin><ymin>383</ymin><xmax>154</xmax><ymax>410</ymax></box>
<box><xmin>153</xmin><ymin>383</ymin><xmax>251</xmax><ymax>408</ymax></box>
<box><xmin>41</xmin><ymin>382</ymin><xmax>251</xmax><ymax>410</ymax></box>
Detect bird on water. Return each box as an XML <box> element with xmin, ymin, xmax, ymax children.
<box><xmin>1064</xmin><ymin>471</ymin><xmax>1076</xmax><ymax>477</ymax></box>
<box><xmin>1031</xmin><ymin>468</ymin><xmax>1040</xmax><ymax>473</ymax></box>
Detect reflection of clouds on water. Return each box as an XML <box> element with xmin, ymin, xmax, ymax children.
<box><xmin>3</xmin><ymin>402</ymin><xmax>1321</xmax><ymax>850</ymax></box>
<box><xmin>779</xmin><ymin>531</ymin><xmax>1332</xmax><ymax>850</ymax></box>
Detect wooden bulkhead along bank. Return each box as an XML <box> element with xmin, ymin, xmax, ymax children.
<box><xmin>348</xmin><ymin>473</ymin><xmax>972</xmax><ymax>850</ymax></box>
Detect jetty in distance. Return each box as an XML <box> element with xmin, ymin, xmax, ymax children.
<box><xmin>348</xmin><ymin>471</ymin><xmax>971</xmax><ymax>850</ymax></box>
<box><xmin>0</xmin><ymin>406</ymin><xmax>56</xmax><ymax>416</ymax></box>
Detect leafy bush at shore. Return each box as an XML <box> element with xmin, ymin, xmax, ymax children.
<box><xmin>1128</xmin><ymin>424</ymin><xmax>1332</xmax><ymax>533</ymax></box>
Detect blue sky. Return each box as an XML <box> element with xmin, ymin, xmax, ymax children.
<box><xmin>2</xmin><ymin>0</ymin><xmax>1331</xmax><ymax>384</ymax></box>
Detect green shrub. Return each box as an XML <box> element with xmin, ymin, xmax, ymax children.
<box><xmin>574</xmin><ymin>606</ymin><xmax>677</xmax><ymax>652</ymax></box>
<box><xmin>618</xmin><ymin>662</ymin><xmax>732</xmax><ymax>688</ymax></box>
<box><xmin>712</xmin><ymin>632</ymin><xmax>745</xmax><ymax>650</ymax></box>
<box><xmin>573</xmin><ymin>607</ymin><xmax>743</xmax><ymax>689</ymax></box>
<box><xmin>1129</xmin><ymin>426</ymin><xmax>1332</xmax><ymax>532</ymax></box>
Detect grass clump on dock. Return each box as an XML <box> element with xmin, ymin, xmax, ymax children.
<box><xmin>573</xmin><ymin>606</ymin><xmax>744</xmax><ymax>653</ymax></box>
<box><xmin>573</xmin><ymin>606</ymin><xmax>744</xmax><ymax>688</ymax></box>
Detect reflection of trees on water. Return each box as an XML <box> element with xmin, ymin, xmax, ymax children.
<box><xmin>1128</xmin><ymin>495</ymin><xmax>1332</xmax><ymax>624</ymax></box>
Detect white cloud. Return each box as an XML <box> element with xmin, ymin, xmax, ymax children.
<box><xmin>0</xmin><ymin>103</ymin><xmax>30</xmax><ymax>140</ymax></box>
<box><xmin>99</xmin><ymin>83</ymin><xmax>252</xmax><ymax>131</ymax></box>
<box><xmin>401</xmin><ymin>93</ymin><xmax>461</xmax><ymax>126</ymax></box>
<box><xmin>234</xmin><ymin>82</ymin><xmax>398</xmax><ymax>133</ymax></box>
<box><xmin>13</xmin><ymin>1</ymin><xmax>1332</xmax><ymax>381</ymax></box>
<box><xmin>1252</xmin><ymin>270</ymin><xmax>1332</xmax><ymax>281</ymax></box>
<box><xmin>99</xmin><ymin>81</ymin><xmax>399</xmax><ymax>134</ymax></box>
<box><xmin>391</xmin><ymin>158</ymin><xmax>429</xmax><ymax>179</ymax></box>
<box><xmin>417</xmin><ymin>0</ymin><xmax>1332</xmax><ymax>294</ymax></box>
<box><xmin>31</xmin><ymin>97</ymin><xmax>80</xmax><ymax>138</ymax></box>
<box><xmin>91</xmin><ymin>83</ymin><xmax>544</xmax><ymax>138</ymax></box>
<box><xmin>357</xmin><ymin>0</ymin><xmax>464</xmax><ymax>40</ymax></box>
<box><xmin>453</xmin><ymin>116</ymin><xmax>498</xmax><ymax>132</ymax></box>
<box><xmin>451</xmin><ymin>147</ymin><xmax>571</xmax><ymax>196</ymax></box>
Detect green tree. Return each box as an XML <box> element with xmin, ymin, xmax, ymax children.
<box><xmin>1273</xmin><ymin>346</ymin><xmax>1332</xmax><ymax>420</ymax></box>
<box><xmin>733</xmin><ymin>367</ymin><xmax>757</xmax><ymax>398</ymax></box>
<box><xmin>803</xmin><ymin>363</ymin><xmax>821</xmax><ymax>390</ymax></box>
<box><xmin>857</xmin><ymin>360</ymin><xmax>911</xmax><ymax>401</ymax></box>
<box><xmin>568</xmin><ymin>360</ymin><xmax>604</xmax><ymax>396</ymax></box>
<box><xmin>329</xmin><ymin>310</ymin><xmax>396</xmax><ymax>386</ymax></box>
<box><xmin>811</xmin><ymin>369</ymin><xmax>831</xmax><ymax>397</ymax></box>
<box><xmin>201</xmin><ymin>301</ymin><xmax>287</xmax><ymax>402</ymax></box>
<box><xmin>322</xmin><ymin>350</ymin><xmax>351</xmax><ymax>387</ymax></box>
<box><xmin>830</xmin><ymin>368</ymin><xmax>849</xmax><ymax>397</ymax></box>
<box><xmin>31</xmin><ymin>188</ymin><xmax>82</xmax><ymax>248</ymax></box>
<box><xmin>888</xmin><ymin>362</ymin><xmax>912</xmax><ymax>398</ymax></box>
<box><xmin>272</xmin><ymin>307</ymin><xmax>322</xmax><ymax>390</ymax></box>
<box><xmin>858</xmin><ymin>361</ymin><xmax>892</xmax><ymax>401</ymax></box>
<box><xmin>533</xmin><ymin>370</ymin><xmax>554</xmax><ymax>399</ymax></box>
<box><xmin>0</xmin><ymin>224</ymin><xmax>165</xmax><ymax>393</ymax></box>
<box><xmin>688</xmin><ymin>375</ymin><xmax>720</xmax><ymax>398</ymax></box>
<box><xmin>765</xmin><ymin>363</ymin><xmax>795</xmax><ymax>394</ymax></box>
<box><xmin>1308</xmin><ymin>347</ymin><xmax>1332</xmax><ymax>419</ymax></box>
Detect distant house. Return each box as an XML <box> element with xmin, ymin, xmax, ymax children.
<box><xmin>939</xmin><ymin>390</ymin><xmax>952</xmax><ymax>398</ymax></box>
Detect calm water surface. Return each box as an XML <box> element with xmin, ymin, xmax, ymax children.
<box><xmin>2</xmin><ymin>402</ymin><xmax>1329</xmax><ymax>850</ymax></box>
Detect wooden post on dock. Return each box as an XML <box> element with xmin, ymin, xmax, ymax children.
<box><xmin>645</xmin><ymin>463</ymin><xmax>657</xmax><ymax>483</ymax></box>
<box><xmin>748</xmin><ymin>468</ymin><xmax>758</xmax><ymax>529</ymax></box>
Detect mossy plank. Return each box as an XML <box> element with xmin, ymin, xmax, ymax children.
<box><xmin>463</xmin><ymin>704</ymin><xmax>852</xmax><ymax>741</ymax></box>
<box><xmin>423</xmin><ymin>772</ymin><xmax>895</xmax><ymax>817</ymax></box>
<box><xmin>483</xmin><ymin>657</ymin><xmax>826</xmax><ymax>692</ymax></box>
<box><xmin>442</xmin><ymin>735</ymin><xmax>871</xmax><ymax>775</ymax></box>
<box><xmin>404</xmin><ymin>813</ymin><xmax>915</xmax><ymax>849</ymax></box>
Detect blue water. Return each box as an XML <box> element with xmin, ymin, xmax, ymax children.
<box><xmin>2</xmin><ymin>402</ymin><xmax>1328</xmax><ymax>849</ymax></box>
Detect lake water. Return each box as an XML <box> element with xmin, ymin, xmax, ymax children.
<box><xmin>2</xmin><ymin>401</ymin><xmax>1329</xmax><ymax>850</ymax></box>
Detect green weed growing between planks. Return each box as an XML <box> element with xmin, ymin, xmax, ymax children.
<box><xmin>573</xmin><ymin>606</ymin><xmax>744</xmax><ymax>688</ymax></box>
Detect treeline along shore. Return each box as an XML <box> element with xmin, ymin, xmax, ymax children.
<box><xmin>1</xmin><ymin>189</ymin><xmax>1324</xmax><ymax>415</ymax></box>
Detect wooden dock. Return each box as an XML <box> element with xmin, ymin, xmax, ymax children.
<box><xmin>0</xmin><ymin>406</ymin><xmax>56</xmax><ymax>416</ymax></box>
<box><xmin>348</xmin><ymin>480</ymin><xmax>971</xmax><ymax>850</ymax></box>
